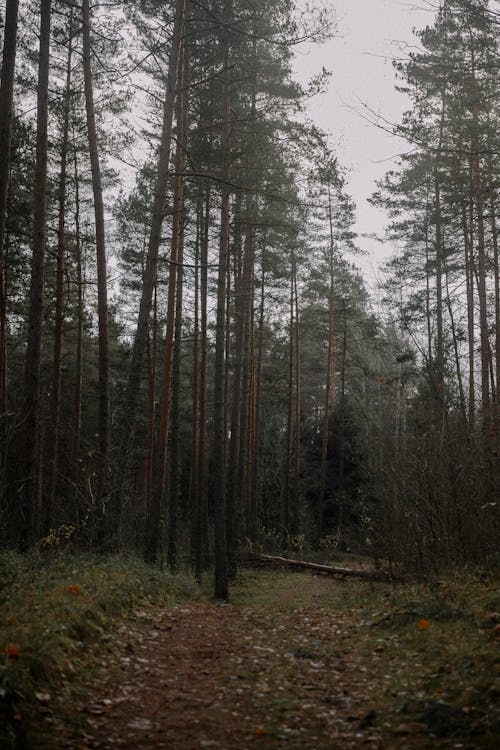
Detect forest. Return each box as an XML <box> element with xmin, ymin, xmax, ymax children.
<box><xmin>1</xmin><ymin>0</ymin><xmax>499</xmax><ymax>746</ymax></box>
<box><xmin>0</xmin><ymin>0</ymin><xmax>499</xmax><ymax>588</ymax></box>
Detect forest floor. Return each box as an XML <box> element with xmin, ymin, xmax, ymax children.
<box><xmin>24</xmin><ymin>567</ymin><xmax>499</xmax><ymax>750</ymax></box>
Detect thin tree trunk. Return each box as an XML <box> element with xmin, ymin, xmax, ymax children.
<box><xmin>236</xmin><ymin>215</ymin><xmax>255</xmax><ymax>563</ymax></box>
<box><xmin>71</xmin><ymin>145</ymin><xmax>84</xmax><ymax>484</ymax></box>
<box><xmin>246</xmin><ymin>317</ymin><xmax>255</xmax><ymax>536</ymax></box>
<box><xmin>470</xmin><ymin>52</ymin><xmax>490</xmax><ymax>423</ymax></box>
<box><xmin>189</xmin><ymin>198</ymin><xmax>201</xmax><ymax>564</ymax></box>
<box><xmin>433</xmin><ymin>90</ymin><xmax>446</xmax><ymax>422</ymax></box>
<box><xmin>292</xmin><ymin>256</ymin><xmax>301</xmax><ymax>535</ymax></box>
<box><xmin>226</xmin><ymin>198</ymin><xmax>244</xmax><ymax>577</ymax></box>
<box><xmin>82</xmin><ymin>0</ymin><xmax>110</xmax><ymax>501</ymax></box>
<box><xmin>167</xmin><ymin>225</ymin><xmax>184</xmax><ymax>572</ymax></box>
<box><xmin>338</xmin><ymin>309</ymin><xmax>347</xmax><ymax>534</ymax></box>
<box><xmin>19</xmin><ymin>0</ymin><xmax>51</xmax><ymax>546</ymax></box>
<box><xmin>143</xmin><ymin>284</ymin><xmax>157</xmax><ymax>544</ymax></box>
<box><xmin>282</xmin><ymin>265</ymin><xmax>294</xmax><ymax>536</ymax></box>
<box><xmin>194</xmin><ymin>184</ymin><xmax>210</xmax><ymax>583</ymax></box>
<box><xmin>0</xmin><ymin>0</ymin><xmax>19</xmax><ymax>458</ymax></box>
<box><xmin>434</xmin><ymin>172</ymin><xmax>445</xmax><ymax>416</ymax></box>
<box><xmin>146</xmin><ymin>62</ymin><xmax>187</xmax><ymax>564</ymax></box>
<box><xmin>167</xmin><ymin>40</ymin><xmax>189</xmax><ymax>572</ymax></box>
<box><xmin>444</xmin><ymin>262</ymin><xmax>467</xmax><ymax>426</ymax></box>
<box><xmin>122</xmin><ymin>0</ymin><xmax>186</xmax><ymax>489</ymax></box>
<box><xmin>318</xmin><ymin>183</ymin><xmax>337</xmax><ymax>541</ymax></box>
<box><xmin>461</xmin><ymin>198</ymin><xmax>475</xmax><ymax>430</ymax></box>
<box><xmin>213</xmin><ymin>0</ymin><xmax>232</xmax><ymax>599</ymax></box>
<box><xmin>249</xmin><ymin>245</ymin><xmax>266</xmax><ymax>540</ymax></box>
<box><xmin>47</xmin><ymin>16</ymin><xmax>73</xmax><ymax>523</ymax></box>
<box><xmin>489</xmin><ymin>190</ymin><xmax>499</xmax><ymax>424</ymax></box>
<box><xmin>424</xmin><ymin>194</ymin><xmax>433</xmax><ymax>371</ymax></box>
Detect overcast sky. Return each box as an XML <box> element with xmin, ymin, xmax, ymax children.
<box><xmin>293</xmin><ymin>0</ymin><xmax>437</xmax><ymax>286</ymax></box>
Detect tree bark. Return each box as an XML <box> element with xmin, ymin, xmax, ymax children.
<box><xmin>122</xmin><ymin>0</ymin><xmax>186</xmax><ymax>458</ymax></box>
<box><xmin>248</xmin><ymin>552</ymin><xmax>394</xmax><ymax>582</ymax></box>
<box><xmin>168</xmin><ymin>41</ymin><xmax>189</xmax><ymax>571</ymax></box>
<box><xmin>318</xmin><ymin>182</ymin><xmax>337</xmax><ymax>541</ymax></box>
<box><xmin>19</xmin><ymin>0</ymin><xmax>51</xmax><ymax>546</ymax></box>
<box><xmin>189</xmin><ymin>198</ymin><xmax>201</xmax><ymax>566</ymax></box>
<box><xmin>194</xmin><ymin>185</ymin><xmax>210</xmax><ymax>583</ymax></box>
<box><xmin>47</xmin><ymin>14</ymin><xmax>73</xmax><ymax>523</ymax></box>
<box><xmin>226</xmin><ymin>197</ymin><xmax>244</xmax><ymax>576</ymax></box>
<box><xmin>469</xmin><ymin>49</ymin><xmax>490</xmax><ymax>423</ymax></box>
<box><xmin>213</xmin><ymin>0</ymin><xmax>232</xmax><ymax>599</ymax></box>
<box><xmin>145</xmin><ymin>56</ymin><xmax>187</xmax><ymax>563</ymax></box>
<box><xmin>461</xmin><ymin>198</ymin><xmax>475</xmax><ymax>430</ymax></box>
<box><xmin>71</xmin><ymin>146</ymin><xmax>84</xmax><ymax>486</ymax></box>
<box><xmin>82</xmin><ymin>0</ymin><xmax>110</xmax><ymax>502</ymax></box>
<box><xmin>292</xmin><ymin>256</ymin><xmax>301</xmax><ymax>535</ymax></box>
<box><xmin>0</xmin><ymin>0</ymin><xmax>19</xmax><ymax>454</ymax></box>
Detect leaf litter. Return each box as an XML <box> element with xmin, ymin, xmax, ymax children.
<box><xmin>35</xmin><ymin>570</ymin><xmax>500</xmax><ymax>749</ymax></box>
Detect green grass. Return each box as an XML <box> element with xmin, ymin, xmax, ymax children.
<box><xmin>0</xmin><ymin>550</ymin><xmax>203</xmax><ymax>748</ymax></box>
<box><xmin>232</xmin><ymin>568</ymin><xmax>500</xmax><ymax>747</ymax></box>
<box><xmin>1</xmin><ymin>555</ymin><xmax>498</xmax><ymax>749</ymax></box>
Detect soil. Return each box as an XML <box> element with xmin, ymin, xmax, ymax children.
<box><xmin>40</xmin><ymin>572</ymin><xmax>493</xmax><ymax>750</ymax></box>
<box><xmin>51</xmin><ymin>575</ymin><xmax>389</xmax><ymax>750</ymax></box>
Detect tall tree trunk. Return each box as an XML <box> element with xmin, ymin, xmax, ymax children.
<box><xmin>489</xmin><ymin>188</ymin><xmax>499</xmax><ymax>425</ymax></box>
<box><xmin>461</xmin><ymin>198</ymin><xmax>475</xmax><ymax>430</ymax></box>
<box><xmin>444</xmin><ymin>262</ymin><xmax>467</xmax><ymax>426</ymax></box>
<box><xmin>236</xmin><ymin>213</ymin><xmax>255</xmax><ymax>562</ymax></box>
<box><xmin>19</xmin><ymin>0</ymin><xmax>51</xmax><ymax>546</ymax></box>
<box><xmin>189</xmin><ymin>198</ymin><xmax>201</xmax><ymax>564</ymax></box>
<box><xmin>292</xmin><ymin>257</ymin><xmax>301</xmax><ymax>535</ymax></box>
<box><xmin>145</xmin><ymin>62</ymin><xmax>187</xmax><ymax>563</ymax></box>
<box><xmin>143</xmin><ymin>284</ymin><xmax>157</xmax><ymax>547</ymax></box>
<box><xmin>244</xmin><ymin>293</ymin><xmax>256</xmax><ymax>536</ymax></box>
<box><xmin>167</xmin><ymin>222</ymin><xmax>184</xmax><ymax>572</ymax></box>
<box><xmin>167</xmin><ymin>41</ymin><xmax>189</xmax><ymax>572</ymax></box>
<box><xmin>226</xmin><ymin>197</ymin><xmax>244</xmax><ymax>577</ymax></box>
<box><xmin>434</xmin><ymin>172</ymin><xmax>445</xmax><ymax>419</ymax></box>
<box><xmin>82</xmin><ymin>0</ymin><xmax>110</xmax><ymax>504</ymax></box>
<box><xmin>122</xmin><ymin>0</ymin><xmax>186</xmax><ymax>462</ymax></box>
<box><xmin>318</xmin><ymin>183</ymin><xmax>337</xmax><ymax>542</ymax></box>
<box><xmin>424</xmin><ymin>193</ymin><xmax>433</xmax><ymax>371</ymax></box>
<box><xmin>470</xmin><ymin>51</ymin><xmax>490</xmax><ymax>423</ymax></box>
<box><xmin>282</xmin><ymin>265</ymin><xmax>294</xmax><ymax>536</ymax></box>
<box><xmin>338</xmin><ymin>309</ymin><xmax>347</xmax><ymax>535</ymax></box>
<box><xmin>213</xmin><ymin>0</ymin><xmax>232</xmax><ymax>599</ymax></box>
<box><xmin>47</xmin><ymin>16</ymin><xmax>73</xmax><ymax>524</ymax></box>
<box><xmin>71</xmin><ymin>145</ymin><xmax>84</xmax><ymax>485</ymax></box>
<box><xmin>433</xmin><ymin>90</ymin><xmax>446</xmax><ymax>425</ymax></box>
<box><xmin>249</xmin><ymin>245</ymin><xmax>266</xmax><ymax>541</ymax></box>
<box><xmin>0</xmin><ymin>0</ymin><xmax>19</xmax><ymax>464</ymax></box>
<box><xmin>194</xmin><ymin>184</ymin><xmax>210</xmax><ymax>583</ymax></box>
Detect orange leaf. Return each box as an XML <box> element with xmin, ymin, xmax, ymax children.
<box><xmin>5</xmin><ymin>642</ymin><xmax>21</xmax><ymax>659</ymax></box>
<box><xmin>66</xmin><ymin>585</ymin><xmax>81</xmax><ymax>593</ymax></box>
<box><xmin>254</xmin><ymin>727</ymin><xmax>267</xmax><ymax>738</ymax></box>
<box><xmin>417</xmin><ymin>619</ymin><xmax>430</xmax><ymax>630</ymax></box>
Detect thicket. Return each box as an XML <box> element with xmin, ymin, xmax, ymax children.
<box><xmin>0</xmin><ymin>0</ymin><xmax>498</xmax><ymax>592</ymax></box>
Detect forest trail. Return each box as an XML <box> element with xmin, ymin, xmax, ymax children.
<box><xmin>49</xmin><ymin>572</ymin><xmax>496</xmax><ymax>750</ymax></box>
<box><xmin>58</xmin><ymin>574</ymin><xmax>387</xmax><ymax>750</ymax></box>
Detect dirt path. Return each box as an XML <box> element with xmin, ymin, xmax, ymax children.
<box><xmin>48</xmin><ymin>570</ymin><xmax>499</xmax><ymax>750</ymax></box>
<box><xmin>56</xmin><ymin>575</ymin><xmax>389</xmax><ymax>750</ymax></box>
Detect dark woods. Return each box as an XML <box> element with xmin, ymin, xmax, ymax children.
<box><xmin>0</xmin><ymin>0</ymin><xmax>498</xmax><ymax>594</ymax></box>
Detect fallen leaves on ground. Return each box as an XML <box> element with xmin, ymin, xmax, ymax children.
<box><xmin>35</xmin><ymin>571</ymin><xmax>500</xmax><ymax>750</ymax></box>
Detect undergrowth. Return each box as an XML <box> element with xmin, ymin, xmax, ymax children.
<box><xmin>233</xmin><ymin>568</ymin><xmax>500</xmax><ymax>747</ymax></box>
<box><xmin>0</xmin><ymin>551</ymin><xmax>201</xmax><ymax>748</ymax></box>
<box><xmin>2</xmin><ymin>556</ymin><xmax>499</xmax><ymax>748</ymax></box>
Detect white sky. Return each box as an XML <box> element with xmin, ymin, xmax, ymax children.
<box><xmin>293</xmin><ymin>0</ymin><xmax>437</xmax><ymax>286</ymax></box>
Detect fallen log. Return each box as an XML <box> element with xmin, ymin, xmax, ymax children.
<box><xmin>247</xmin><ymin>551</ymin><xmax>394</xmax><ymax>582</ymax></box>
